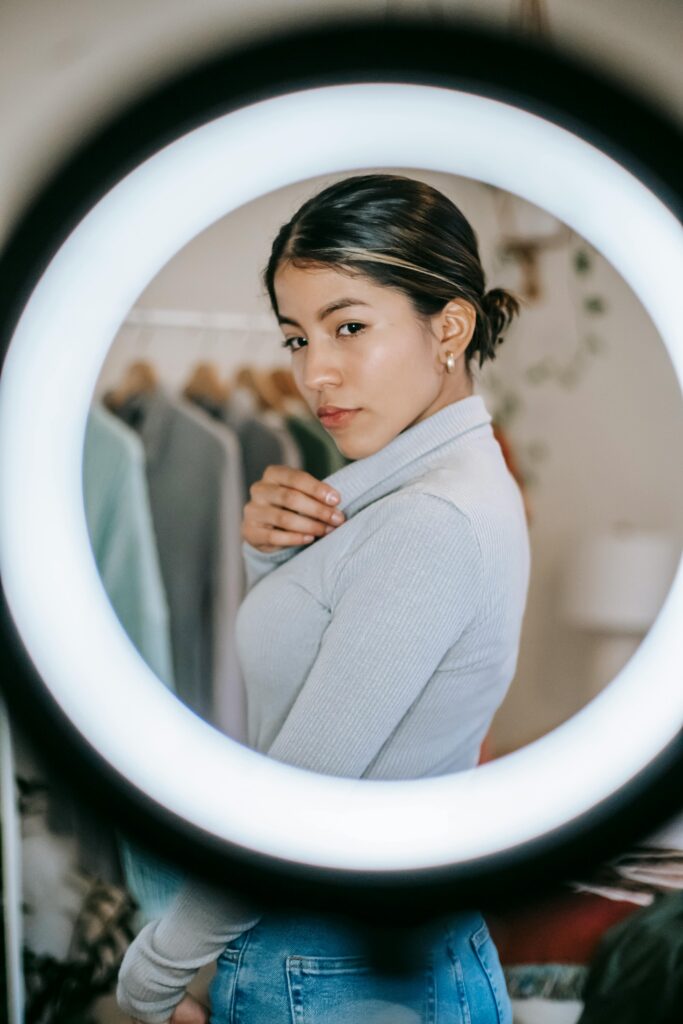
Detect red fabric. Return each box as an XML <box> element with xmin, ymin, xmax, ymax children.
<box><xmin>478</xmin><ymin>732</ymin><xmax>495</xmax><ymax>764</ymax></box>
<box><xmin>486</xmin><ymin>889</ymin><xmax>642</xmax><ymax>965</ymax></box>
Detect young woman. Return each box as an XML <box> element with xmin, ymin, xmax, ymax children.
<box><xmin>117</xmin><ymin>173</ymin><xmax>530</xmax><ymax>1024</ymax></box>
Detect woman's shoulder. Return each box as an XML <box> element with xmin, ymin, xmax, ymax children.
<box><xmin>347</xmin><ymin>485</ymin><xmax>480</xmax><ymax>560</ymax></box>
<box><xmin>401</xmin><ymin>451</ymin><xmax>528</xmax><ymax>533</ymax></box>
<box><xmin>330</xmin><ymin>486</ymin><xmax>484</xmax><ymax>603</ymax></box>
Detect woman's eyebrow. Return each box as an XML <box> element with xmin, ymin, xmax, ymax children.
<box><xmin>278</xmin><ymin>297</ymin><xmax>371</xmax><ymax>328</ymax></box>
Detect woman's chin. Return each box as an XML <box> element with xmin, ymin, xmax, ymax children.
<box><xmin>337</xmin><ymin>438</ymin><xmax>379</xmax><ymax>461</ymax></box>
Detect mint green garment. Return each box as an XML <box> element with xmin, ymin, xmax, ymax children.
<box><xmin>83</xmin><ymin>403</ymin><xmax>174</xmax><ymax>686</ymax></box>
<box><xmin>83</xmin><ymin>402</ymin><xmax>184</xmax><ymax>927</ymax></box>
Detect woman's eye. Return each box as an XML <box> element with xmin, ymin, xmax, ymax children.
<box><xmin>338</xmin><ymin>321</ymin><xmax>365</xmax><ymax>336</ymax></box>
<box><xmin>281</xmin><ymin>336</ymin><xmax>305</xmax><ymax>352</ymax></box>
<box><xmin>281</xmin><ymin>323</ymin><xmax>365</xmax><ymax>353</ymax></box>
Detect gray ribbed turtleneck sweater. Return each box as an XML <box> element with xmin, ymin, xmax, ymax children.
<box><xmin>117</xmin><ymin>393</ymin><xmax>531</xmax><ymax>1022</ymax></box>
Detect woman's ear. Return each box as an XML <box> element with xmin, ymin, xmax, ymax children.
<box><xmin>438</xmin><ymin>299</ymin><xmax>477</xmax><ymax>359</ymax></box>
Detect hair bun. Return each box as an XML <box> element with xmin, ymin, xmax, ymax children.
<box><xmin>482</xmin><ymin>287</ymin><xmax>521</xmax><ymax>355</ymax></box>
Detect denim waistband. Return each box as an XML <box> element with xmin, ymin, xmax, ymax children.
<box><xmin>223</xmin><ymin>906</ymin><xmax>486</xmax><ymax>958</ymax></box>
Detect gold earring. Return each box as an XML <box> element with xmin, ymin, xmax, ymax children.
<box><xmin>445</xmin><ymin>351</ymin><xmax>456</xmax><ymax>373</ymax></box>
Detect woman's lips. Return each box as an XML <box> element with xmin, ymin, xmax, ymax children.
<box><xmin>319</xmin><ymin>408</ymin><xmax>361</xmax><ymax>428</ymax></box>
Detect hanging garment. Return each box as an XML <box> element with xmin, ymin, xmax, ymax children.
<box><xmin>283</xmin><ymin>410</ymin><xmax>342</xmax><ymax>478</ymax></box>
<box><xmin>114</xmin><ymin>386</ymin><xmax>246</xmax><ymax>739</ymax></box>
<box><xmin>280</xmin><ymin>392</ymin><xmax>354</xmax><ymax>475</ymax></box>
<box><xmin>184</xmin><ymin>393</ymin><xmax>225</xmax><ymax>423</ymax></box>
<box><xmin>260</xmin><ymin>406</ymin><xmax>304</xmax><ymax>472</ymax></box>
<box><xmin>222</xmin><ymin>386</ymin><xmax>302</xmax><ymax>505</ymax></box>
<box><xmin>277</xmin><ymin>393</ymin><xmax>352</xmax><ymax>475</ymax></box>
<box><xmin>116</xmin><ymin>393</ymin><xmax>532</xmax><ymax>1020</ymax></box>
<box><xmin>81</xmin><ymin>403</ymin><xmax>174</xmax><ymax>687</ymax></box>
<box><xmin>44</xmin><ymin>404</ymin><xmax>176</xmax><ymax>884</ymax></box>
<box><xmin>178</xmin><ymin>397</ymin><xmax>247</xmax><ymax>741</ymax></box>
<box><xmin>82</xmin><ymin>402</ymin><xmax>184</xmax><ymax>925</ymax></box>
<box><xmin>302</xmin><ymin>404</ymin><xmax>352</xmax><ymax>474</ymax></box>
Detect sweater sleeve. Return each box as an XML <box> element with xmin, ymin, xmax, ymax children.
<box><xmin>115</xmin><ymin>542</ymin><xmax>304</xmax><ymax>1022</ymax></box>
<box><xmin>266</xmin><ymin>492</ymin><xmax>484</xmax><ymax>777</ymax></box>
<box><xmin>116</xmin><ymin>495</ymin><xmax>483</xmax><ymax>1020</ymax></box>
<box><xmin>242</xmin><ymin>538</ymin><xmax>302</xmax><ymax>592</ymax></box>
<box><xmin>116</xmin><ymin>876</ymin><xmax>264</xmax><ymax>1023</ymax></box>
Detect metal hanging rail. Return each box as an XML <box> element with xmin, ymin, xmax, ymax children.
<box><xmin>122</xmin><ymin>308</ymin><xmax>277</xmax><ymax>333</ymax></box>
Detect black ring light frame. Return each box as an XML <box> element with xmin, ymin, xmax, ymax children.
<box><xmin>0</xmin><ymin>14</ymin><xmax>681</xmax><ymax>937</ymax></box>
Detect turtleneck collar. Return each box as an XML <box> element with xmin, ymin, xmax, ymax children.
<box><xmin>324</xmin><ymin>394</ymin><xmax>493</xmax><ymax>519</ymax></box>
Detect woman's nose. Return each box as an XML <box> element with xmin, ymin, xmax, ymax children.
<box><xmin>302</xmin><ymin>342</ymin><xmax>342</xmax><ymax>391</ymax></box>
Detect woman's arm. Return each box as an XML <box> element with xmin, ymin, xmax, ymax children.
<box><xmin>116</xmin><ymin>876</ymin><xmax>264</xmax><ymax>1024</ymax></box>
<box><xmin>266</xmin><ymin>491</ymin><xmax>484</xmax><ymax>776</ymax></box>
<box><xmin>242</xmin><ymin>537</ymin><xmax>302</xmax><ymax>592</ymax></box>
<box><xmin>117</xmin><ymin>492</ymin><xmax>481</xmax><ymax>1020</ymax></box>
<box><xmin>116</xmin><ymin>519</ymin><xmax>320</xmax><ymax>1020</ymax></box>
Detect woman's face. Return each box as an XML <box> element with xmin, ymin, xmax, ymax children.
<box><xmin>273</xmin><ymin>261</ymin><xmax>475</xmax><ymax>459</ymax></box>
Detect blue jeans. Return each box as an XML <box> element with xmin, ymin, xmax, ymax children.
<box><xmin>208</xmin><ymin>907</ymin><xmax>512</xmax><ymax>1023</ymax></box>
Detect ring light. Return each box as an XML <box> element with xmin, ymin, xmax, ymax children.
<box><xmin>0</xmin><ymin>18</ymin><xmax>681</xmax><ymax>908</ymax></box>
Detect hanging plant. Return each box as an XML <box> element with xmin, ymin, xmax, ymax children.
<box><xmin>482</xmin><ymin>189</ymin><xmax>610</xmax><ymax>492</ymax></box>
<box><xmin>521</xmin><ymin>243</ymin><xmax>609</xmax><ymax>393</ymax></box>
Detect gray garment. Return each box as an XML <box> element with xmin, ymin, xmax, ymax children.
<box><xmin>117</xmin><ymin>393</ymin><xmax>532</xmax><ymax>1023</ymax></box>
<box><xmin>223</xmin><ymin>387</ymin><xmax>302</xmax><ymax>505</ymax></box>
<box><xmin>260</xmin><ymin>406</ymin><xmax>303</xmax><ymax>472</ymax></box>
<box><xmin>115</xmin><ymin>388</ymin><xmax>246</xmax><ymax>739</ymax></box>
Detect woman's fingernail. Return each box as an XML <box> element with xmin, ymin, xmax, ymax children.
<box><xmin>326</xmin><ymin>492</ymin><xmax>339</xmax><ymax>504</ymax></box>
<box><xmin>304</xmin><ymin>535</ymin><xmax>315</xmax><ymax>542</ymax></box>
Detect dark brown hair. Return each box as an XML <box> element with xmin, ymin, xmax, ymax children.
<box><xmin>262</xmin><ymin>173</ymin><xmax>521</xmax><ymax>380</ymax></box>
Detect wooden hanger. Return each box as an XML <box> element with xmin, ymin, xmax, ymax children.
<box><xmin>269</xmin><ymin>367</ymin><xmax>297</xmax><ymax>399</ymax></box>
<box><xmin>232</xmin><ymin>365</ymin><xmax>283</xmax><ymax>412</ymax></box>
<box><xmin>103</xmin><ymin>359</ymin><xmax>158</xmax><ymax>411</ymax></box>
<box><xmin>269</xmin><ymin>367</ymin><xmax>308</xmax><ymax>416</ymax></box>
<box><xmin>182</xmin><ymin>361</ymin><xmax>228</xmax><ymax>406</ymax></box>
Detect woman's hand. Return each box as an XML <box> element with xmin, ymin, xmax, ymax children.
<box><xmin>129</xmin><ymin>992</ymin><xmax>208</xmax><ymax>1024</ymax></box>
<box><xmin>241</xmin><ymin>465</ymin><xmax>345</xmax><ymax>552</ymax></box>
<box><xmin>170</xmin><ymin>993</ymin><xmax>209</xmax><ymax>1024</ymax></box>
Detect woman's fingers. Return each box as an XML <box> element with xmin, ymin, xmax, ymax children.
<box><xmin>249</xmin><ymin>525</ymin><xmax>318</xmax><ymax>551</ymax></box>
<box><xmin>260</xmin><ymin>465</ymin><xmax>343</xmax><ymax>519</ymax></box>
<box><xmin>242</xmin><ymin>465</ymin><xmax>345</xmax><ymax>550</ymax></box>
<box><xmin>168</xmin><ymin>992</ymin><xmax>209</xmax><ymax>1024</ymax></box>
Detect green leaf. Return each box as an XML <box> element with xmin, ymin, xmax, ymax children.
<box><xmin>583</xmin><ymin>295</ymin><xmax>606</xmax><ymax>314</ymax></box>
<box><xmin>573</xmin><ymin>248</ymin><xmax>591</xmax><ymax>274</ymax></box>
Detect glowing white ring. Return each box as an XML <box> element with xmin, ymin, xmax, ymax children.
<box><xmin>0</xmin><ymin>83</ymin><xmax>681</xmax><ymax>872</ymax></box>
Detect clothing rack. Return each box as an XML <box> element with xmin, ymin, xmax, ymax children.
<box><xmin>96</xmin><ymin>307</ymin><xmax>288</xmax><ymax>398</ymax></box>
<box><xmin>123</xmin><ymin>307</ymin><xmax>277</xmax><ymax>333</ymax></box>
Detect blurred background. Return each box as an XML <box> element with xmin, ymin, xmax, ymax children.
<box><xmin>1</xmin><ymin>2</ymin><xmax>682</xmax><ymax>1023</ymax></box>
